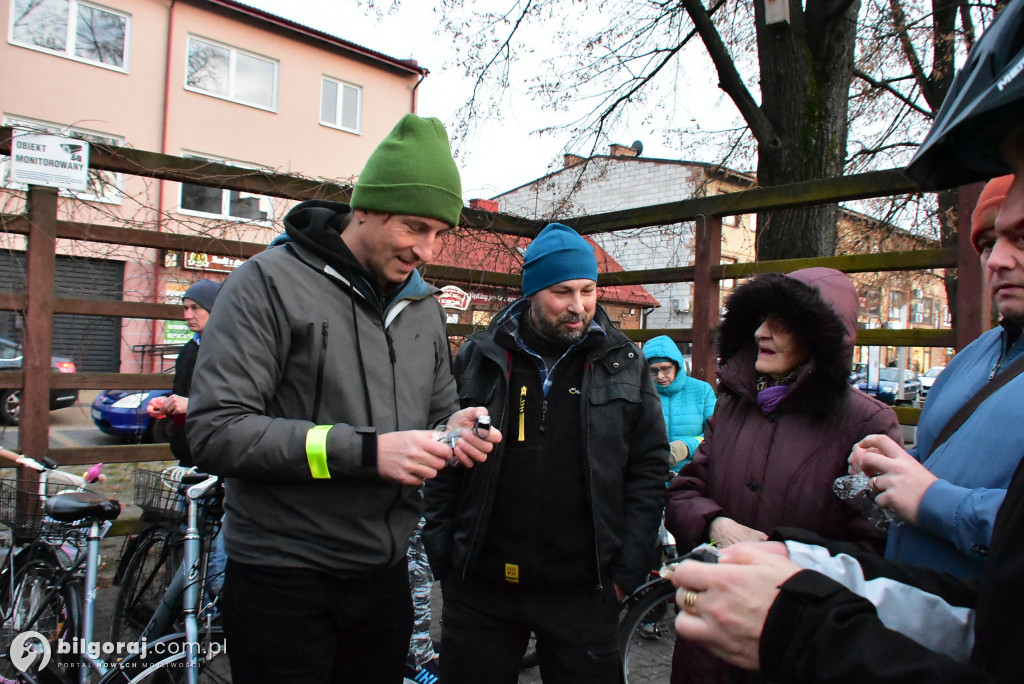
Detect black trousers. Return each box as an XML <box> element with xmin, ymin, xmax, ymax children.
<box><xmin>220</xmin><ymin>558</ymin><xmax>413</xmax><ymax>684</ymax></box>
<box><xmin>439</xmin><ymin>579</ymin><xmax>622</xmax><ymax>684</ymax></box>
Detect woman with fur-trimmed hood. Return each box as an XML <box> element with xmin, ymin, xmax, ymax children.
<box><xmin>665</xmin><ymin>267</ymin><xmax>902</xmax><ymax>684</ymax></box>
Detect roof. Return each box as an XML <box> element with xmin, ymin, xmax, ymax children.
<box><xmin>495</xmin><ymin>154</ymin><xmax>757</xmax><ymax>199</ymax></box>
<box><xmin>197</xmin><ymin>0</ymin><xmax>427</xmax><ymax>76</ymax></box>
<box><xmin>433</xmin><ymin>231</ymin><xmax>659</xmax><ymax>308</ymax></box>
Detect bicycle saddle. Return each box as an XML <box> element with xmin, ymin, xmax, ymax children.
<box><xmin>44</xmin><ymin>491</ymin><xmax>121</xmax><ymax>522</ymax></box>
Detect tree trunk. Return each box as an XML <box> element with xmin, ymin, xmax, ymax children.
<box><xmin>754</xmin><ymin>0</ymin><xmax>861</xmax><ymax>261</ymax></box>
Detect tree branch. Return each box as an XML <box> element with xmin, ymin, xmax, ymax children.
<box><xmin>680</xmin><ymin>0</ymin><xmax>777</xmax><ymax>147</ymax></box>
<box><xmin>888</xmin><ymin>0</ymin><xmax>936</xmax><ymax>109</ymax></box>
<box><xmin>853</xmin><ymin>67</ymin><xmax>931</xmax><ymax>116</ymax></box>
<box><xmin>584</xmin><ymin>0</ymin><xmax>728</xmax><ymax>146</ymax></box>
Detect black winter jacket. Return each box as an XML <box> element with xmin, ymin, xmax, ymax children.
<box><xmin>423</xmin><ymin>301</ymin><xmax>670</xmax><ymax>593</ymax></box>
<box><xmin>762</xmin><ymin>451</ymin><xmax>1024</xmax><ymax>683</ymax></box>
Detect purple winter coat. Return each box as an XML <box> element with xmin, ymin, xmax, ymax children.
<box><xmin>665</xmin><ymin>267</ymin><xmax>903</xmax><ymax>684</ymax></box>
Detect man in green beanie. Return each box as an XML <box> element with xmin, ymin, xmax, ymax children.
<box><xmin>188</xmin><ymin>114</ymin><xmax>501</xmax><ymax>684</ymax></box>
<box><xmin>423</xmin><ymin>223</ymin><xmax>669</xmax><ymax>682</ymax></box>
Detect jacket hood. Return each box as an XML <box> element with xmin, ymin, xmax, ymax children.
<box><xmin>283</xmin><ymin>200</ymin><xmax>364</xmax><ymax>274</ymax></box>
<box><xmin>643</xmin><ymin>335</ymin><xmax>690</xmax><ymax>395</ymax></box>
<box><xmin>718</xmin><ymin>267</ymin><xmax>857</xmax><ymax>416</ymax></box>
<box><xmin>282</xmin><ymin>199</ymin><xmax>435</xmax><ymax>306</ymax></box>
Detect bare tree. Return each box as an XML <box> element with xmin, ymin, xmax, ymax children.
<box><xmin>435</xmin><ymin>0</ymin><xmax>1002</xmax><ymax>269</ymax></box>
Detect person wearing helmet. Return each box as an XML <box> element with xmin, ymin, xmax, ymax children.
<box><xmin>668</xmin><ymin>2</ymin><xmax>1024</xmax><ymax>682</ymax></box>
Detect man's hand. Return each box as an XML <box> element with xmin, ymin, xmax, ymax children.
<box><xmin>849</xmin><ymin>434</ymin><xmax>937</xmax><ymax>525</ymax></box>
<box><xmin>708</xmin><ymin>517</ymin><xmax>768</xmax><ymax>547</ymax></box>
<box><xmin>161</xmin><ymin>394</ymin><xmax>189</xmax><ymax>416</ymax></box>
<box><xmin>376</xmin><ymin>431</ymin><xmax>452</xmax><ymax>486</ymax></box>
<box><xmin>671</xmin><ymin>542</ymin><xmax>799</xmax><ymax>671</ymax></box>
<box><xmin>441</xmin><ymin>407</ymin><xmax>502</xmax><ymax>469</ymax></box>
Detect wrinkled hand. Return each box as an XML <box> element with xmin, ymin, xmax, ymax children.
<box><xmin>376</xmin><ymin>431</ymin><xmax>451</xmax><ymax>486</ymax></box>
<box><xmin>161</xmin><ymin>394</ymin><xmax>188</xmax><ymax>416</ymax></box>
<box><xmin>849</xmin><ymin>434</ymin><xmax>936</xmax><ymax>525</ymax></box>
<box><xmin>440</xmin><ymin>407</ymin><xmax>502</xmax><ymax>469</ymax></box>
<box><xmin>672</xmin><ymin>542</ymin><xmax>799</xmax><ymax>671</ymax></box>
<box><xmin>708</xmin><ymin>517</ymin><xmax>768</xmax><ymax>547</ymax></box>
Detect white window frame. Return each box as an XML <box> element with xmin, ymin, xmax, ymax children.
<box><xmin>177</xmin><ymin>153</ymin><xmax>273</xmax><ymax>225</ymax></box>
<box><xmin>185</xmin><ymin>35</ymin><xmax>278</xmax><ymax>112</ymax></box>
<box><xmin>1</xmin><ymin>115</ymin><xmax>123</xmax><ymax>204</ymax></box>
<box><xmin>319</xmin><ymin>76</ymin><xmax>362</xmax><ymax>134</ymax></box>
<box><xmin>8</xmin><ymin>0</ymin><xmax>131</xmax><ymax>72</ymax></box>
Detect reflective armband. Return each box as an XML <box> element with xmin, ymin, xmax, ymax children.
<box><xmin>305</xmin><ymin>425</ymin><xmax>333</xmax><ymax>479</ymax></box>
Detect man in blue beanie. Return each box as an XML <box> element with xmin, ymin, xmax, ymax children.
<box><xmin>187</xmin><ymin>114</ymin><xmax>500</xmax><ymax>684</ymax></box>
<box><xmin>424</xmin><ymin>222</ymin><xmax>669</xmax><ymax>682</ymax></box>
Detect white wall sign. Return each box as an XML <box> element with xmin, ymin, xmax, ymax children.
<box><xmin>437</xmin><ymin>285</ymin><xmax>471</xmax><ymax>311</ymax></box>
<box><xmin>9</xmin><ymin>129</ymin><xmax>90</xmax><ymax>191</ymax></box>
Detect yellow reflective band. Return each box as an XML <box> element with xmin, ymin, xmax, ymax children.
<box><xmin>305</xmin><ymin>425</ymin><xmax>332</xmax><ymax>479</ymax></box>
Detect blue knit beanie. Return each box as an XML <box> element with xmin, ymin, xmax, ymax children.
<box><xmin>182</xmin><ymin>279</ymin><xmax>221</xmax><ymax>313</ymax></box>
<box><xmin>521</xmin><ymin>223</ymin><xmax>598</xmax><ymax>297</ymax></box>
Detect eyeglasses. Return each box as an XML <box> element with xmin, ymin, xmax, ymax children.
<box><xmin>649</xmin><ymin>365</ymin><xmax>675</xmax><ymax>378</ymax></box>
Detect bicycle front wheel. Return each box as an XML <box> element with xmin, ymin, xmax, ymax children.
<box><xmin>618</xmin><ymin>578</ymin><xmax>677</xmax><ymax>683</ymax></box>
<box><xmin>0</xmin><ymin>544</ymin><xmax>81</xmax><ymax>682</ymax></box>
<box><xmin>97</xmin><ymin>631</ymin><xmax>229</xmax><ymax>684</ymax></box>
<box><xmin>110</xmin><ymin>528</ymin><xmax>181</xmax><ymax>645</ymax></box>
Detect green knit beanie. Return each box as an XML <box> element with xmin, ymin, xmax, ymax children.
<box><xmin>350</xmin><ymin>114</ymin><xmax>464</xmax><ymax>227</ymax></box>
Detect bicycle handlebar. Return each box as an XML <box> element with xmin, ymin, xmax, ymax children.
<box><xmin>0</xmin><ymin>447</ymin><xmax>104</xmax><ymax>485</ymax></box>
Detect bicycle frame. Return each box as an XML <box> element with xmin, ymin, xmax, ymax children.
<box><xmin>132</xmin><ymin>475</ymin><xmax>219</xmax><ymax>684</ymax></box>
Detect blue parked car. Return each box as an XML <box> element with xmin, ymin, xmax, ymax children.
<box><xmin>856</xmin><ymin>367</ymin><xmax>921</xmax><ymax>405</ymax></box>
<box><xmin>91</xmin><ymin>389</ymin><xmax>174</xmax><ymax>443</ymax></box>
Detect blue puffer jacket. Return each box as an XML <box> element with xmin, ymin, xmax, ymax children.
<box><xmin>642</xmin><ymin>336</ymin><xmax>716</xmax><ymax>472</ymax></box>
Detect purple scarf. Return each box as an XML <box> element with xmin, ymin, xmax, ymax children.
<box><xmin>757</xmin><ymin>384</ymin><xmax>791</xmax><ymax>414</ymax></box>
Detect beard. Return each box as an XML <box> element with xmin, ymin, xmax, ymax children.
<box><xmin>529</xmin><ymin>307</ymin><xmax>592</xmax><ymax>347</ymax></box>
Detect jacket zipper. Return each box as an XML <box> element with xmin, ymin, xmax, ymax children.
<box><xmin>312</xmin><ymin>320</ymin><xmax>328</xmax><ymax>423</ymax></box>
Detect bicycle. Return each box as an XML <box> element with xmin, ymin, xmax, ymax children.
<box><xmin>107</xmin><ymin>467</ymin><xmax>217</xmax><ymax>647</ymax></box>
<box><xmin>617</xmin><ymin>544</ymin><xmax>719</xmax><ymax>683</ymax></box>
<box><xmin>0</xmin><ymin>450</ymin><xmax>118</xmax><ymax>683</ymax></box>
<box><xmin>97</xmin><ymin>470</ymin><xmax>227</xmax><ymax>683</ymax></box>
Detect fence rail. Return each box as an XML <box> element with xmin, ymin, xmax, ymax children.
<box><xmin>0</xmin><ymin>127</ymin><xmax>982</xmax><ymax>463</ymax></box>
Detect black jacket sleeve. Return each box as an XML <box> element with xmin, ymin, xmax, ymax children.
<box><xmin>762</xmin><ymin>570</ymin><xmax>989</xmax><ymax>684</ymax></box>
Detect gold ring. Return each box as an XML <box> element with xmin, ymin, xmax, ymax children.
<box><xmin>682</xmin><ymin>589</ymin><xmax>700</xmax><ymax>616</ymax></box>
<box><xmin>871</xmin><ymin>476</ymin><xmax>881</xmax><ymax>492</ymax></box>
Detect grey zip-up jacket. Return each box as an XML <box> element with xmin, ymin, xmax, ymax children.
<box><xmin>188</xmin><ymin>201</ymin><xmax>459</xmax><ymax>577</ymax></box>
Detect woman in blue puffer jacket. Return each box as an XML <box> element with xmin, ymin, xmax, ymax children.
<box><xmin>643</xmin><ymin>336</ymin><xmax>716</xmax><ymax>473</ymax></box>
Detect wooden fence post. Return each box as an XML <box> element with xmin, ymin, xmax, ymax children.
<box><xmin>956</xmin><ymin>183</ymin><xmax>985</xmax><ymax>351</ymax></box>
<box><xmin>692</xmin><ymin>214</ymin><xmax>722</xmax><ymax>383</ymax></box>
<box><xmin>20</xmin><ymin>186</ymin><xmax>58</xmax><ymax>469</ymax></box>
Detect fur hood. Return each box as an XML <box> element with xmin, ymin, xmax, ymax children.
<box><xmin>717</xmin><ymin>267</ymin><xmax>858</xmax><ymax>417</ymax></box>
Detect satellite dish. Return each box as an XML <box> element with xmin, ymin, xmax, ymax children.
<box><xmin>631</xmin><ymin>140</ymin><xmax>644</xmax><ymax>156</ymax></box>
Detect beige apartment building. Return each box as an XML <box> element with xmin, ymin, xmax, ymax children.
<box><xmin>1</xmin><ymin>0</ymin><xmax>425</xmax><ymax>372</ymax></box>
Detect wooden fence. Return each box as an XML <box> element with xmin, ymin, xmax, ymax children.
<box><xmin>0</xmin><ymin>126</ymin><xmax>986</xmax><ymax>467</ymax></box>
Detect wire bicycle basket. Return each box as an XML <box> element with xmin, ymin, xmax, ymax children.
<box><xmin>0</xmin><ymin>477</ymin><xmax>90</xmax><ymax>544</ymax></box>
<box><xmin>133</xmin><ymin>467</ymin><xmax>222</xmax><ymax>531</ymax></box>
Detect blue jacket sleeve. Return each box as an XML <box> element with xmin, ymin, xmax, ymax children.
<box><xmin>917</xmin><ymin>480</ymin><xmax>1007</xmax><ymax>559</ymax></box>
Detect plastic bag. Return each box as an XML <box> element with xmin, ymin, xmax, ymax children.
<box><xmin>832</xmin><ymin>472</ymin><xmax>900</xmax><ymax>530</ymax></box>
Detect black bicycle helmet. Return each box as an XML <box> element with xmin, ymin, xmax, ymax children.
<box><xmin>906</xmin><ymin>0</ymin><xmax>1024</xmax><ymax>190</ymax></box>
